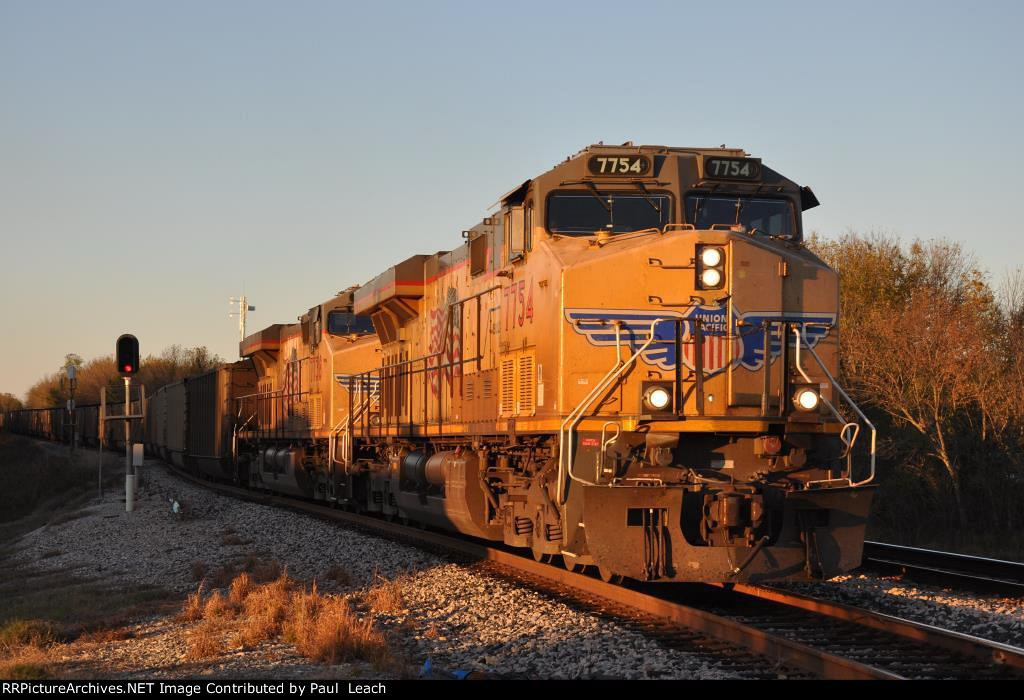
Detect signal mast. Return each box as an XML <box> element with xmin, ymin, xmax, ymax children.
<box><xmin>229</xmin><ymin>296</ymin><xmax>256</xmax><ymax>345</ymax></box>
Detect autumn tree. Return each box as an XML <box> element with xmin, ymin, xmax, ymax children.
<box><xmin>0</xmin><ymin>393</ymin><xmax>22</xmax><ymax>413</ymax></box>
<box><xmin>809</xmin><ymin>233</ymin><xmax>1024</xmax><ymax>549</ymax></box>
<box><xmin>23</xmin><ymin>346</ymin><xmax>225</xmax><ymax>407</ymax></box>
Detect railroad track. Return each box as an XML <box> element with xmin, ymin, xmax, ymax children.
<box><xmin>158</xmin><ymin>459</ymin><xmax>1024</xmax><ymax>680</ymax></box>
<box><xmin>863</xmin><ymin>541</ymin><xmax>1024</xmax><ymax>592</ymax></box>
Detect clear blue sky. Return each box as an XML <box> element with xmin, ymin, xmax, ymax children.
<box><xmin>2</xmin><ymin>0</ymin><xmax>1022</xmax><ymax>400</ymax></box>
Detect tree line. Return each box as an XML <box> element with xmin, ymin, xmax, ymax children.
<box><xmin>809</xmin><ymin>233</ymin><xmax>1024</xmax><ymax>556</ymax></box>
<box><xmin>21</xmin><ymin>345</ymin><xmax>224</xmax><ymax>407</ymax></box>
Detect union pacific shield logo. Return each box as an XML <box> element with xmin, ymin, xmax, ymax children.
<box><xmin>565</xmin><ymin>306</ymin><xmax>836</xmax><ymax>376</ymax></box>
<box><xmin>680</xmin><ymin>305</ymin><xmax>743</xmax><ymax>375</ymax></box>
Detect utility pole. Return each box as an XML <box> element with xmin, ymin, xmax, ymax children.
<box><xmin>230</xmin><ymin>296</ymin><xmax>256</xmax><ymax>345</ymax></box>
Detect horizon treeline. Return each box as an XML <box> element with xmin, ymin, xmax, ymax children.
<box><xmin>808</xmin><ymin>233</ymin><xmax>1024</xmax><ymax>556</ymax></box>
<box><xmin>19</xmin><ymin>345</ymin><xmax>224</xmax><ymax>407</ymax></box>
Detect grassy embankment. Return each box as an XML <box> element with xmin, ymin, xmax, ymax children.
<box><xmin>0</xmin><ymin>432</ymin><xmax>166</xmax><ymax>678</ymax></box>
<box><xmin>0</xmin><ymin>433</ymin><xmax>407</xmax><ymax>679</ymax></box>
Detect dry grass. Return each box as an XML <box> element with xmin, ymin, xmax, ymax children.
<box><xmin>177</xmin><ymin>572</ymin><xmax>397</xmax><ymax>669</ymax></box>
<box><xmin>202</xmin><ymin>592</ymin><xmax>235</xmax><ymax>621</ymax></box>
<box><xmin>76</xmin><ymin>626</ymin><xmax>131</xmax><ymax>644</ymax></box>
<box><xmin>184</xmin><ymin>622</ymin><xmax>222</xmax><ymax>661</ymax></box>
<box><xmin>424</xmin><ymin>622</ymin><xmax>439</xmax><ymax>639</ymax></box>
<box><xmin>228</xmin><ymin>572</ymin><xmax>253</xmax><ymax>606</ymax></box>
<box><xmin>0</xmin><ymin>621</ymin><xmax>59</xmax><ymax>680</ymax></box>
<box><xmin>236</xmin><ymin>573</ymin><xmax>293</xmax><ymax>648</ymax></box>
<box><xmin>363</xmin><ymin>575</ymin><xmax>404</xmax><ymax>614</ymax></box>
<box><xmin>284</xmin><ymin>583</ymin><xmax>388</xmax><ymax>666</ymax></box>
<box><xmin>179</xmin><ymin>584</ymin><xmax>205</xmax><ymax>622</ymax></box>
<box><xmin>0</xmin><ymin>646</ymin><xmax>52</xmax><ymax>679</ymax></box>
<box><xmin>0</xmin><ymin>619</ymin><xmax>59</xmax><ymax>652</ymax></box>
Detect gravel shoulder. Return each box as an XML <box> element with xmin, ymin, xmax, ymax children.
<box><xmin>7</xmin><ymin>456</ymin><xmax>739</xmax><ymax>679</ymax></box>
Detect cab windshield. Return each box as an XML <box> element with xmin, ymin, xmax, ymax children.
<box><xmin>547</xmin><ymin>191</ymin><xmax>672</xmax><ymax>235</ymax></box>
<box><xmin>328</xmin><ymin>311</ymin><xmax>375</xmax><ymax>336</ymax></box>
<box><xmin>685</xmin><ymin>195</ymin><xmax>796</xmax><ymax>238</ymax></box>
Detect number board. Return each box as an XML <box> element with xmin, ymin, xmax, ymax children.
<box><xmin>587</xmin><ymin>155</ymin><xmax>652</xmax><ymax>176</ymax></box>
<box><xmin>703</xmin><ymin>156</ymin><xmax>762</xmax><ymax>181</ymax></box>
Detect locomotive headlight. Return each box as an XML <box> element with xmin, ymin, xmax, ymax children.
<box><xmin>700</xmin><ymin>247</ymin><xmax>723</xmax><ymax>267</ymax></box>
<box><xmin>793</xmin><ymin>387</ymin><xmax>820</xmax><ymax>412</ymax></box>
<box><xmin>644</xmin><ymin>386</ymin><xmax>672</xmax><ymax>411</ymax></box>
<box><xmin>696</xmin><ymin>244</ymin><xmax>726</xmax><ymax>290</ymax></box>
<box><xmin>700</xmin><ymin>268</ymin><xmax>722</xmax><ymax>288</ymax></box>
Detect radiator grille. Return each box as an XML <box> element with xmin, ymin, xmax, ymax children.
<box><xmin>500</xmin><ymin>357</ymin><xmax>515</xmax><ymax>417</ymax></box>
<box><xmin>309</xmin><ymin>395</ymin><xmax>323</xmax><ymax>429</ymax></box>
<box><xmin>518</xmin><ymin>353</ymin><xmax>535</xmax><ymax>416</ymax></box>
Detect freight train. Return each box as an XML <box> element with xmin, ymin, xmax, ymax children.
<box><xmin>2</xmin><ymin>144</ymin><xmax>877</xmax><ymax>584</ymax></box>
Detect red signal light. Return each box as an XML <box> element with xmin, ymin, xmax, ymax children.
<box><xmin>116</xmin><ymin>334</ymin><xmax>140</xmax><ymax>377</ymax></box>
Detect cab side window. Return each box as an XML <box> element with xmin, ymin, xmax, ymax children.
<box><xmin>506</xmin><ymin>206</ymin><xmax>525</xmax><ymax>262</ymax></box>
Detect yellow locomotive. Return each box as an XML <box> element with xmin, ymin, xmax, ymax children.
<box><xmin>236</xmin><ymin>143</ymin><xmax>876</xmax><ymax>583</ymax></box>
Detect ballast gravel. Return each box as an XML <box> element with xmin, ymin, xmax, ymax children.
<box><xmin>14</xmin><ymin>456</ymin><xmax>1021</xmax><ymax>678</ymax></box>
<box><xmin>778</xmin><ymin>574</ymin><xmax>1024</xmax><ymax>649</ymax></box>
<box><xmin>11</xmin><ymin>458</ymin><xmax>737</xmax><ymax>679</ymax></box>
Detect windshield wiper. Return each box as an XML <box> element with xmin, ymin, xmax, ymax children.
<box><xmin>633</xmin><ymin>181</ymin><xmax>662</xmax><ymax>214</ymax></box>
<box><xmin>584</xmin><ymin>182</ymin><xmax>612</xmax><ymax>213</ymax></box>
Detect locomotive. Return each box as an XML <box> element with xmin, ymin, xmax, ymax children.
<box><xmin>3</xmin><ymin>144</ymin><xmax>877</xmax><ymax>584</ymax></box>
<box><xmin>227</xmin><ymin>143</ymin><xmax>876</xmax><ymax>583</ymax></box>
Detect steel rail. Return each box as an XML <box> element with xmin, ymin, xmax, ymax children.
<box><xmin>728</xmin><ymin>583</ymin><xmax>1024</xmax><ymax>672</ymax></box>
<box><xmin>862</xmin><ymin>540</ymin><xmax>1024</xmax><ymax>593</ymax></box>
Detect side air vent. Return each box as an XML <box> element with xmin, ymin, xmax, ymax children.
<box><xmin>518</xmin><ymin>353</ymin><xmax>535</xmax><ymax>416</ymax></box>
<box><xmin>498</xmin><ymin>351</ymin><xmax>537</xmax><ymax>417</ymax></box>
<box><xmin>500</xmin><ymin>357</ymin><xmax>515</xmax><ymax>417</ymax></box>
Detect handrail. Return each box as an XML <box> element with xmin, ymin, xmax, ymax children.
<box><xmin>335</xmin><ymin>384</ymin><xmax>380</xmax><ymax>472</ymax></box>
<box><xmin>792</xmin><ymin>326</ymin><xmax>876</xmax><ymax>488</ymax></box>
<box><xmin>557</xmin><ymin>317</ymin><xmax>664</xmax><ymax>504</ymax></box>
<box><xmin>232</xmin><ymin>412</ymin><xmax>257</xmax><ymax>464</ymax></box>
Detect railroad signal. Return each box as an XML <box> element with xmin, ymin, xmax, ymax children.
<box><xmin>116</xmin><ymin>334</ymin><xmax>140</xmax><ymax>376</ymax></box>
<box><xmin>230</xmin><ymin>296</ymin><xmax>256</xmax><ymax>344</ymax></box>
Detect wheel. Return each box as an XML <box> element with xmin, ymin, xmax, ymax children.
<box><xmin>562</xmin><ymin>555</ymin><xmax>583</xmax><ymax>573</ymax></box>
<box><xmin>532</xmin><ymin>547</ymin><xmax>553</xmax><ymax>564</ymax></box>
<box><xmin>597</xmin><ymin>565</ymin><xmax>623</xmax><ymax>584</ymax></box>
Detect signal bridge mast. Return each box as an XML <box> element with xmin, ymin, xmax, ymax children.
<box><xmin>229</xmin><ymin>296</ymin><xmax>256</xmax><ymax>346</ymax></box>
